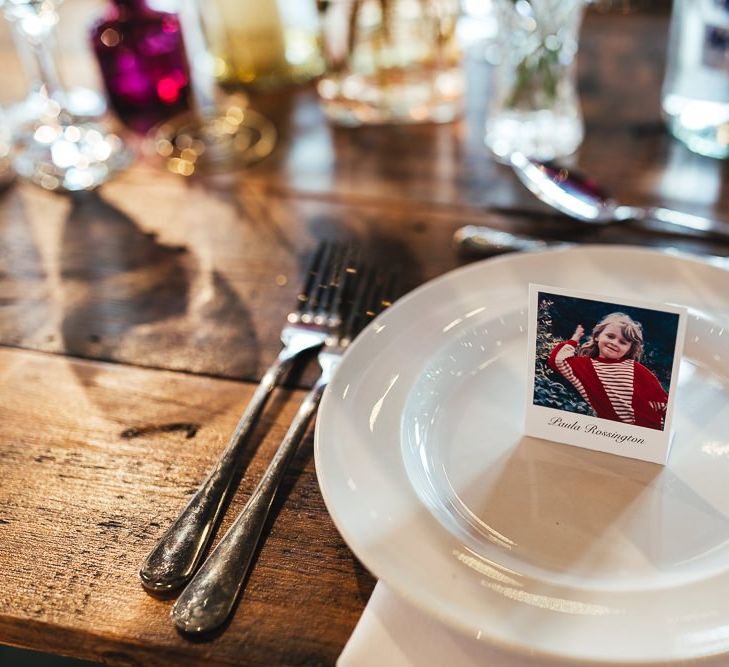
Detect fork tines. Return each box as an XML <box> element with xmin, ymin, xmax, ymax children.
<box><xmin>339</xmin><ymin>265</ymin><xmax>396</xmax><ymax>346</ymax></box>
<box><xmin>295</xmin><ymin>242</ymin><xmax>354</xmax><ymax>325</ymax></box>
<box><xmin>296</xmin><ymin>241</ymin><xmax>397</xmax><ymax>342</ymax></box>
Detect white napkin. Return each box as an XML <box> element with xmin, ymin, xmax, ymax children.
<box><xmin>338</xmin><ymin>582</ymin><xmax>553</xmax><ymax>667</ymax></box>
<box><xmin>340</xmin><ymin>582</ymin><xmax>729</xmax><ymax>667</ymax></box>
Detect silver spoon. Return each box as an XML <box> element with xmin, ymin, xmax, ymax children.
<box><xmin>509</xmin><ymin>152</ymin><xmax>729</xmax><ymax>241</ymax></box>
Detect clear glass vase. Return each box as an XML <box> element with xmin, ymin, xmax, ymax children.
<box><xmin>316</xmin><ymin>0</ymin><xmax>463</xmax><ymax>126</ymax></box>
<box><xmin>485</xmin><ymin>0</ymin><xmax>585</xmax><ymax>161</ymax></box>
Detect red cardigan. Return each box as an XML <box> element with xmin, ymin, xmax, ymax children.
<box><xmin>548</xmin><ymin>340</ymin><xmax>668</xmax><ymax>430</ymax></box>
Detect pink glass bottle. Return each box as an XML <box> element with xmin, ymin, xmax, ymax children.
<box><xmin>91</xmin><ymin>0</ymin><xmax>191</xmax><ymax>133</ymax></box>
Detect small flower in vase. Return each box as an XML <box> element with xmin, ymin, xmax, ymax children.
<box><xmin>486</xmin><ymin>0</ymin><xmax>587</xmax><ymax>161</ymax></box>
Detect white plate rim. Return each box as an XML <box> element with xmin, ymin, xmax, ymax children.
<box><xmin>314</xmin><ymin>245</ymin><xmax>729</xmax><ymax>665</ymax></box>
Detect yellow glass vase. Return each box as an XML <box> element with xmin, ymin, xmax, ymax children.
<box><xmin>208</xmin><ymin>0</ymin><xmax>325</xmax><ymax>90</ymax></box>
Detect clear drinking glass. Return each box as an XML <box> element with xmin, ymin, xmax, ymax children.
<box><xmin>661</xmin><ymin>0</ymin><xmax>729</xmax><ymax>159</ymax></box>
<box><xmin>485</xmin><ymin>0</ymin><xmax>585</xmax><ymax>161</ymax></box>
<box><xmin>316</xmin><ymin>0</ymin><xmax>464</xmax><ymax>126</ymax></box>
<box><xmin>0</xmin><ymin>0</ymin><xmax>131</xmax><ymax>191</ymax></box>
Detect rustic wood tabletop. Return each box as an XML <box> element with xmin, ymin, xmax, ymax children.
<box><xmin>0</xmin><ymin>2</ymin><xmax>727</xmax><ymax>666</ymax></box>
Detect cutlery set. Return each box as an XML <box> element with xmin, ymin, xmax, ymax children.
<box><xmin>454</xmin><ymin>152</ymin><xmax>729</xmax><ymax>256</ymax></box>
<box><xmin>140</xmin><ymin>242</ymin><xmax>396</xmax><ymax>634</ymax></box>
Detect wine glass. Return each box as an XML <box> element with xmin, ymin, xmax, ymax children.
<box><xmin>0</xmin><ymin>0</ymin><xmax>131</xmax><ymax>192</ymax></box>
<box><xmin>8</xmin><ymin>9</ymin><xmax>107</xmax><ymax>123</ymax></box>
<box><xmin>147</xmin><ymin>0</ymin><xmax>276</xmax><ymax>177</ymax></box>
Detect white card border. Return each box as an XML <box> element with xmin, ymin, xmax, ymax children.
<box><xmin>524</xmin><ymin>283</ymin><xmax>688</xmax><ymax>464</ymax></box>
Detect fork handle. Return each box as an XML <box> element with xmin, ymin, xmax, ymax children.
<box><xmin>139</xmin><ymin>349</ymin><xmax>303</xmax><ymax>593</ymax></box>
<box><xmin>171</xmin><ymin>377</ymin><xmax>327</xmax><ymax>634</ymax></box>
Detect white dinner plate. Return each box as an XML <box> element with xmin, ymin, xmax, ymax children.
<box><xmin>314</xmin><ymin>246</ymin><xmax>729</xmax><ymax>664</ymax></box>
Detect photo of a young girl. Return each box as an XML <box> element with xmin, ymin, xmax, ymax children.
<box><xmin>534</xmin><ymin>293</ymin><xmax>680</xmax><ymax>432</ymax></box>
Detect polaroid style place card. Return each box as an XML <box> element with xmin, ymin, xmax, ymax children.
<box><xmin>524</xmin><ymin>285</ymin><xmax>687</xmax><ymax>465</ymax></box>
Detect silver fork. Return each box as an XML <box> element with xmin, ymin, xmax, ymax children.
<box><xmin>171</xmin><ymin>262</ymin><xmax>396</xmax><ymax>634</ymax></box>
<box><xmin>139</xmin><ymin>242</ymin><xmax>351</xmax><ymax>593</ymax></box>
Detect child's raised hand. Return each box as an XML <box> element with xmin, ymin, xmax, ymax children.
<box><xmin>570</xmin><ymin>324</ymin><xmax>584</xmax><ymax>342</ymax></box>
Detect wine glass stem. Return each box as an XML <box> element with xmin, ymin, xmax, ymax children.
<box><xmin>11</xmin><ymin>20</ymin><xmax>62</xmax><ymax>99</ymax></box>
<box><xmin>29</xmin><ymin>34</ymin><xmax>64</xmax><ymax>101</ymax></box>
<box><xmin>7</xmin><ymin>7</ymin><xmax>69</xmax><ymax>119</ymax></box>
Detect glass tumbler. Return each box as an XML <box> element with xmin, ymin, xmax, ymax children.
<box><xmin>316</xmin><ymin>0</ymin><xmax>464</xmax><ymax>126</ymax></box>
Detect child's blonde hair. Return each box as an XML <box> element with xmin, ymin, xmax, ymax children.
<box><xmin>578</xmin><ymin>312</ymin><xmax>644</xmax><ymax>361</ymax></box>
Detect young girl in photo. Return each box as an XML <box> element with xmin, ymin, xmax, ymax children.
<box><xmin>548</xmin><ymin>312</ymin><xmax>668</xmax><ymax>430</ymax></box>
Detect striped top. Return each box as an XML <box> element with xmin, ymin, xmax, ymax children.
<box><xmin>548</xmin><ymin>340</ymin><xmax>668</xmax><ymax>430</ymax></box>
<box><xmin>591</xmin><ymin>359</ymin><xmax>635</xmax><ymax>424</ymax></box>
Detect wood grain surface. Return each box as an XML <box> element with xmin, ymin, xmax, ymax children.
<box><xmin>1</xmin><ymin>176</ymin><xmax>726</xmax><ymax>384</ymax></box>
<box><xmin>1</xmin><ymin>2</ymin><xmax>728</xmax><ymax>665</ymax></box>
<box><xmin>0</xmin><ymin>347</ymin><xmax>371</xmax><ymax>666</ymax></box>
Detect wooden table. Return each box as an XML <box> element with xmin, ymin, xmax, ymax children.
<box><xmin>1</xmin><ymin>3</ymin><xmax>728</xmax><ymax>666</ymax></box>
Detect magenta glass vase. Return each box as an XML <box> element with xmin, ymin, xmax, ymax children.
<box><xmin>91</xmin><ymin>0</ymin><xmax>191</xmax><ymax>133</ymax></box>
